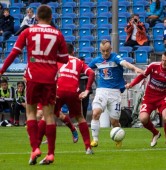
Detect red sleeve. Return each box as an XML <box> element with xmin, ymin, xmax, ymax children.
<box><xmin>0</xmin><ymin>49</ymin><xmax>21</xmax><ymax>74</ymax></box>
<box><xmin>130</xmin><ymin>74</ymin><xmax>146</xmax><ymax>87</ymax></box>
<box><xmin>85</xmin><ymin>68</ymin><xmax>95</xmax><ymax>91</ymax></box>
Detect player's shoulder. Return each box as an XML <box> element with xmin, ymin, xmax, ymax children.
<box><xmin>148</xmin><ymin>62</ymin><xmax>160</xmax><ymax>67</ymax></box>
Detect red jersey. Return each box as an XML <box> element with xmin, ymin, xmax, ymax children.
<box><xmin>57</xmin><ymin>55</ymin><xmax>95</xmax><ymax>92</ymax></box>
<box><xmin>0</xmin><ymin>24</ymin><xmax>68</xmax><ymax>84</ymax></box>
<box><xmin>130</xmin><ymin>62</ymin><xmax>166</xmax><ymax>97</ymax></box>
<box><xmin>144</xmin><ymin>62</ymin><xmax>166</xmax><ymax>96</ymax></box>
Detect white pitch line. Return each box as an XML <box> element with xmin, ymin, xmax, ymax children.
<box><xmin>0</xmin><ymin>147</ymin><xmax>166</xmax><ymax>155</ymax></box>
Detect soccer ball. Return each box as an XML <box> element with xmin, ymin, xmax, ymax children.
<box><xmin>110</xmin><ymin>127</ymin><xmax>125</xmax><ymax>142</ymax></box>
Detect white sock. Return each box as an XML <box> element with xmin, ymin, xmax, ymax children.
<box><xmin>91</xmin><ymin>119</ymin><xmax>100</xmax><ymax>141</ymax></box>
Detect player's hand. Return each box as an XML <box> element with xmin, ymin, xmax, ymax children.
<box><xmin>125</xmin><ymin>83</ymin><xmax>131</xmax><ymax>89</ymax></box>
<box><xmin>79</xmin><ymin>90</ymin><xmax>89</xmax><ymax>99</ymax></box>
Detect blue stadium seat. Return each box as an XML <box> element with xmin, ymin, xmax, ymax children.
<box><xmin>64</xmin><ymin>35</ymin><xmax>76</xmax><ymax>43</ymax></box>
<box><xmin>119</xmin><ymin>46</ymin><xmax>133</xmax><ymax>58</ymax></box>
<box><xmin>133</xmin><ymin>4</ymin><xmax>146</xmax><ymax>13</ymax></box>
<box><xmin>119</xmin><ymin>35</ymin><xmax>127</xmax><ymax>47</ymax></box>
<box><xmin>79</xmin><ymin>35</ymin><xmax>95</xmax><ymax>41</ymax></box>
<box><xmin>134</xmin><ymin>50</ymin><xmax>149</xmax><ymax>64</ymax></box>
<box><xmin>80</xmin><ymin>23</ymin><xmax>96</xmax><ymax>29</ymax></box>
<box><xmin>98</xmin><ymin>35</ymin><xmax>111</xmax><ymax>41</ymax></box>
<box><xmin>153</xmin><ymin>37</ymin><xmax>165</xmax><ymax>53</ymax></box>
<box><xmin>5</xmin><ymin>36</ymin><xmax>18</xmax><ymax>50</ymax></box>
<box><xmin>152</xmin><ymin>25</ymin><xmax>164</xmax><ymax>39</ymax></box>
<box><xmin>61</xmin><ymin>28</ymin><xmax>73</xmax><ymax>36</ymax></box>
<box><xmin>118</xmin><ymin>12</ymin><xmax>130</xmax><ymax>24</ymax></box>
<box><xmin>28</xmin><ymin>3</ymin><xmax>41</xmax><ymax>13</ymax></box>
<box><xmin>79</xmin><ymin>28</ymin><xmax>92</xmax><ymax>37</ymax></box>
<box><xmin>97</xmin><ymin>14</ymin><xmax>112</xmax><ymax>27</ymax></box>
<box><xmin>134</xmin><ymin>46</ymin><xmax>154</xmax><ymax>64</ymax></box>
<box><xmin>118</xmin><ymin>24</ymin><xmax>127</xmax><ymax>36</ymax></box>
<box><xmin>97</xmin><ymin>28</ymin><xmax>110</xmax><ymax>39</ymax></box>
<box><xmin>78</xmin><ymin>51</ymin><xmax>92</xmax><ymax>58</ymax></box>
<box><xmin>61</xmin><ymin>13</ymin><xmax>77</xmax><ymax>26</ymax></box>
<box><xmin>78</xmin><ymin>40</ymin><xmax>91</xmax><ymax>50</ymax></box>
<box><xmin>97</xmin><ymin>2</ymin><xmax>112</xmax><ymax>16</ymax></box>
<box><xmin>79</xmin><ymin>16</ymin><xmax>91</xmax><ymax>25</ymax></box>
<box><xmin>9</xmin><ymin>6</ymin><xmax>22</xmax><ymax>15</ymax></box>
<box><xmin>79</xmin><ymin>6</ymin><xmax>92</xmax><ymax>16</ymax></box>
<box><xmin>118</xmin><ymin>1</ymin><xmax>130</xmax><ymax>13</ymax></box>
<box><xmin>47</xmin><ymin>2</ymin><xmax>59</xmax><ymax>13</ymax></box>
<box><xmin>62</xmin><ymin>2</ymin><xmax>77</xmax><ymax>15</ymax></box>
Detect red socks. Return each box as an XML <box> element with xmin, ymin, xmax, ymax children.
<box><xmin>143</xmin><ymin>120</ymin><xmax>159</xmax><ymax>136</ymax></box>
<box><xmin>62</xmin><ymin>115</ymin><xmax>76</xmax><ymax>132</ymax></box>
<box><xmin>78</xmin><ymin>122</ymin><xmax>91</xmax><ymax>150</ymax></box>
<box><xmin>38</xmin><ymin>120</ymin><xmax>46</xmax><ymax>146</ymax></box>
<box><xmin>26</xmin><ymin>120</ymin><xmax>38</xmax><ymax>151</ymax></box>
<box><xmin>45</xmin><ymin>124</ymin><xmax>56</xmax><ymax>155</ymax></box>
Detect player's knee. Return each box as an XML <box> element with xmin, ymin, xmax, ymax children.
<box><xmin>92</xmin><ymin>109</ymin><xmax>102</xmax><ymax>120</ymax></box>
<box><xmin>139</xmin><ymin>112</ymin><xmax>149</xmax><ymax>124</ymax></box>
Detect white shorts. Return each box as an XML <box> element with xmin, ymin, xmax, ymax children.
<box><xmin>92</xmin><ymin>88</ymin><xmax>122</xmax><ymax>120</ymax></box>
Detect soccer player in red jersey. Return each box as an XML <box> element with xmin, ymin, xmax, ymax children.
<box><xmin>0</xmin><ymin>5</ymin><xmax>68</xmax><ymax>165</ymax></box>
<box><xmin>55</xmin><ymin>43</ymin><xmax>95</xmax><ymax>154</ymax></box>
<box><xmin>126</xmin><ymin>52</ymin><xmax>166</xmax><ymax>147</ymax></box>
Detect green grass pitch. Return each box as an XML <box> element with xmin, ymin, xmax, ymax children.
<box><xmin>0</xmin><ymin>126</ymin><xmax>166</xmax><ymax>170</ymax></box>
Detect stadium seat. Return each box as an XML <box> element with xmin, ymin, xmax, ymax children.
<box><xmin>119</xmin><ymin>46</ymin><xmax>133</xmax><ymax>58</ymax></box>
<box><xmin>64</xmin><ymin>35</ymin><xmax>76</xmax><ymax>43</ymax></box>
<box><xmin>62</xmin><ymin>2</ymin><xmax>77</xmax><ymax>15</ymax></box>
<box><xmin>153</xmin><ymin>37</ymin><xmax>165</xmax><ymax>53</ymax></box>
<box><xmin>47</xmin><ymin>2</ymin><xmax>59</xmax><ymax>13</ymax></box>
<box><xmin>1</xmin><ymin>2</ymin><xmax>8</xmax><ymax>8</ymax></box>
<box><xmin>79</xmin><ymin>6</ymin><xmax>92</xmax><ymax>16</ymax></box>
<box><xmin>97</xmin><ymin>2</ymin><xmax>112</xmax><ymax>16</ymax></box>
<box><xmin>9</xmin><ymin>6</ymin><xmax>22</xmax><ymax>15</ymax></box>
<box><xmin>98</xmin><ymin>35</ymin><xmax>111</xmax><ymax>41</ymax></box>
<box><xmin>61</xmin><ymin>28</ymin><xmax>73</xmax><ymax>36</ymax></box>
<box><xmin>118</xmin><ymin>1</ymin><xmax>130</xmax><ymax>13</ymax></box>
<box><xmin>97</xmin><ymin>28</ymin><xmax>110</xmax><ymax>39</ymax></box>
<box><xmin>6</xmin><ymin>36</ymin><xmax>18</xmax><ymax>50</ymax></box>
<box><xmin>97</xmin><ymin>12</ymin><xmax>112</xmax><ymax>27</ymax></box>
<box><xmin>118</xmin><ymin>12</ymin><xmax>130</xmax><ymax>24</ymax></box>
<box><xmin>79</xmin><ymin>16</ymin><xmax>91</xmax><ymax>25</ymax></box>
<box><xmin>118</xmin><ymin>24</ymin><xmax>127</xmax><ymax>37</ymax></box>
<box><xmin>134</xmin><ymin>46</ymin><xmax>154</xmax><ymax>64</ymax></box>
<box><xmin>119</xmin><ymin>35</ymin><xmax>127</xmax><ymax>47</ymax></box>
<box><xmin>152</xmin><ymin>25</ymin><xmax>164</xmax><ymax>39</ymax></box>
<box><xmin>79</xmin><ymin>35</ymin><xmax>95</xmax><ymax>41</ymax></box>
<box><xmin>61</xmin><ymin>13</ymin><xmax>77</xmax><ymax>27</ymax></box>
<box><xmin>79</xmin><ymin>28</ymin><xmax>92</xmax><ymax>37</ymax></box>
<box><xmin>78</xmin><ymin>40</ymin><xmax>91</xmax><ymax>50</ymax></box>
<box><xmin>78</xmin><ymin>51</ymin><xmax>92</xmax><ymax>58</ymax></box>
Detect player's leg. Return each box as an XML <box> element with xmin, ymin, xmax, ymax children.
<box><xmin>26</xmin><ymin>81</ymin><xmax>42</xmax><ymax>165</ymax></box>
<box><xmin>59</xmin><ymin>111</ymin><xmax>78</xmax><ymax>143</ymax></box>
<box><xmin>68</xmin><ymin>94</ymin><xmax>93</xmax><ymax>154</ymax></box>
<box><xmin>90</xmin><ymin>89</ymin><xmax>107</xmax><ymax>147</ymax></box>
<box><xmin>38</xmin><ymin>84</ymin><xmax>56</xmax><ymax>165</ymax></box>
<box><xmin>139</xmin><ymin>103</ymin><xmax>161</xmax><ymax>147</ymax></box>
<box><xmin>108</xmin><ymin>91</ymin><xmax>122</xmax><ymax>148</ymax></box>
<box><xmin>26</xmin><ymin>103</ymin><xmax>42</xmax><ymax>165</ymax></box>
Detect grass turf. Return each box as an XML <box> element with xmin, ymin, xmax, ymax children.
<box><xmin>0</xmin><ymin>126</ymin><xmax>165</xmax><ymax>170</ymax></box>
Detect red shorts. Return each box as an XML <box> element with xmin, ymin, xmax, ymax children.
<box><xmin>26</xmin><ymin>81</ymin><xmax>56</xmax><ymax>105</ymax></box>
<box><xmin>54</xmin><ymin>90</ymin><xmax>82</xmax><ymax>118</ymax></box>
<box><xmin>140</xmin><ymin>95</ymin><xmax>166</xmax><ymax>115</ymax></box>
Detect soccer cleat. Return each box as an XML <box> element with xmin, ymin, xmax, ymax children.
<box><xmin>72</xmin><ymin>129</ymin><xmax>78</xmax><ymax>143</ymax></box>
<box><xmin>90</xmin><ymin>140</ymin><xmax>98</xmax><ymax>147</ymax></box>
<box><xmin>29</xmin><ymin>148</ymin><xmax>41</xmax><ymax>165</ymax></box>
<box><xmin>39</xmin><ymin>154</ymin><xmax>54</xmax><ymax>165</ymax></box>
<box><xmin>86</xmin><ymin>147</ymin><xmax>94</xmax><ymax>155</ymax></box>
<box><xmin>115</xmin><ymin>141</ymin><xmax>122</xmax><ymax>148</ymax></box>
<box><xmin>151</xmin><ymin>131</ymin><xmax>161</xmax><ymax>147</ymax></box>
